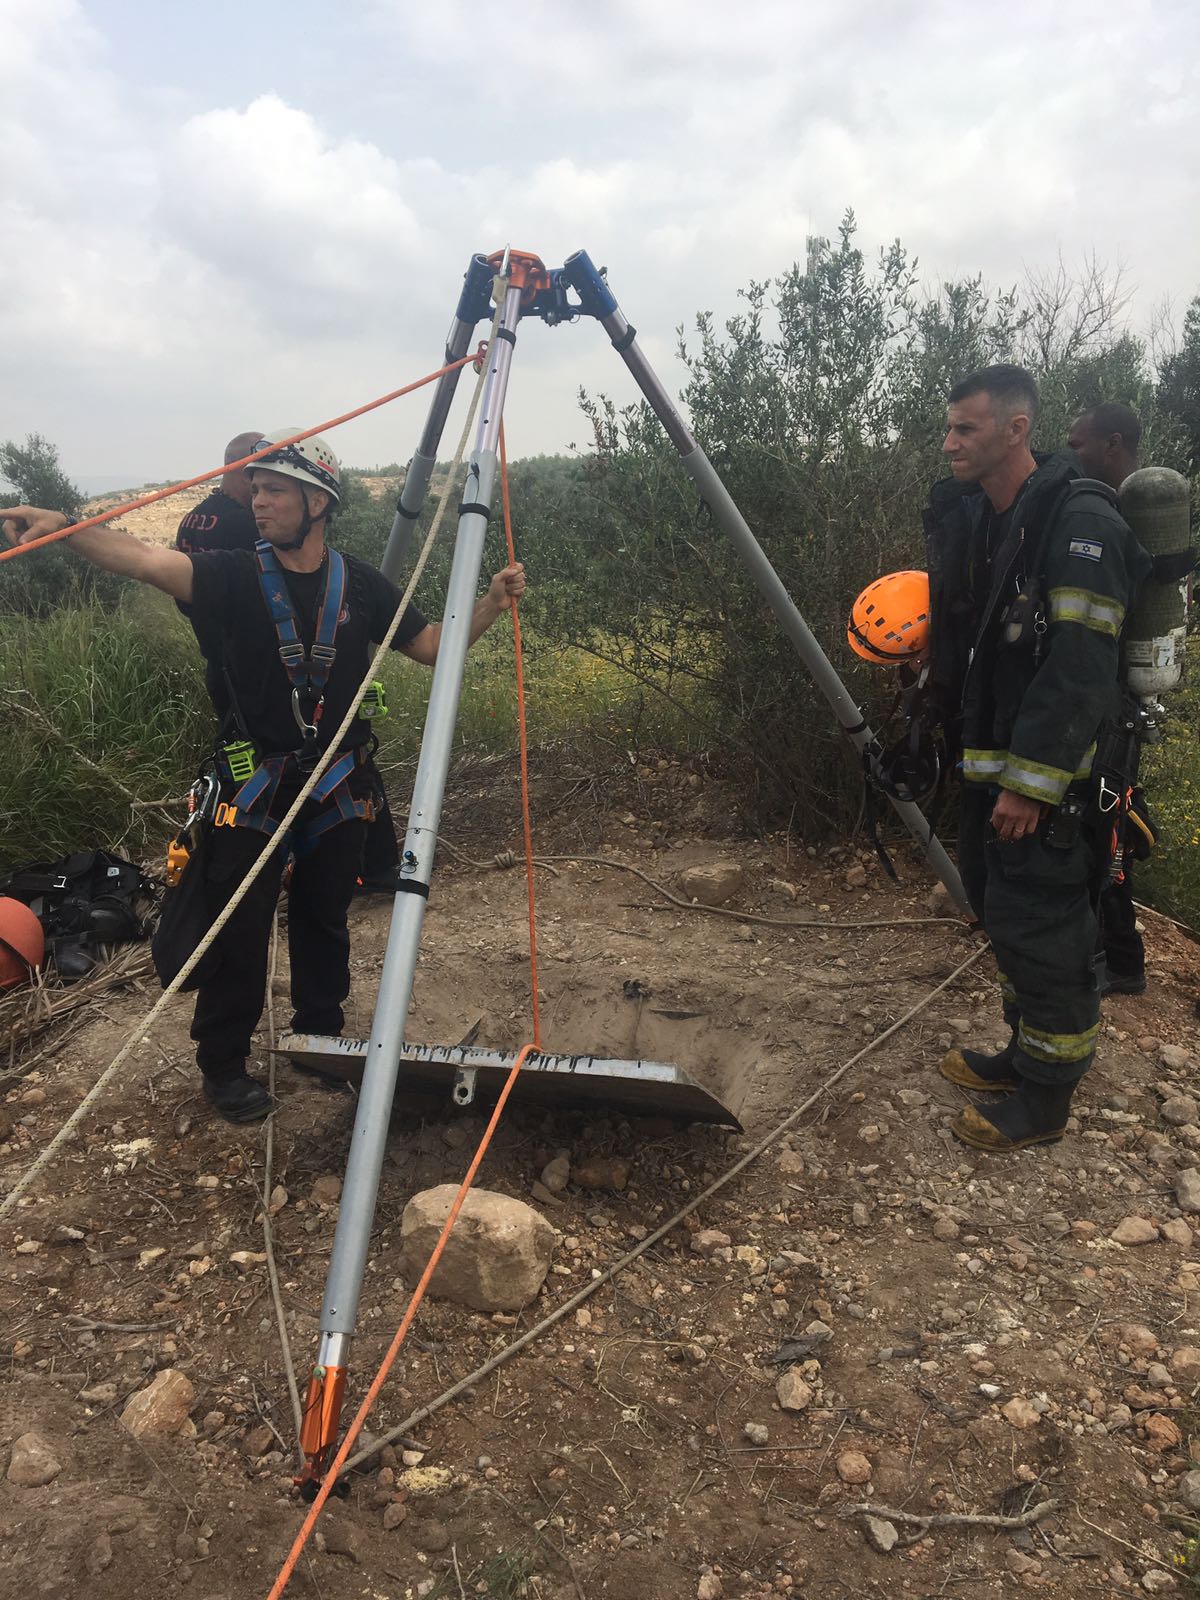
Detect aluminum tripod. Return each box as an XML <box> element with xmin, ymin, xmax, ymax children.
<box><xmin>297</xmin><ymin>247</ymin><xmax>970</xmax><ymax>1492</ymax></box>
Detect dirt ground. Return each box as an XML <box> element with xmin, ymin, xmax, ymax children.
<box><xmin>4</xmin><ymin>763</ymin><xmax>1200</xmax><ymax>1600</ymax></box>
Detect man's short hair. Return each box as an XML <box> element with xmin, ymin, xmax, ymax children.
<box><xmin>948</xmin><ymin>364</ymin><xmax>1039</xmax><ymax>426</ymax></box>
<box><xmin>1076</xmin><ymin>402</ymin><xmax>1142</xmax><ymax>452</ymax></box>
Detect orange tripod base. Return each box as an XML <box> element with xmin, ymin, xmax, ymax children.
<box><xmin>297</xmin><ymin>1365</ymin><xmax>348</xmax><ymax>1494</ymax></box>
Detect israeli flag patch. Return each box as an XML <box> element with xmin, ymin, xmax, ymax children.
<box><xmin>1068</xmin><ymin>537</ymin><xmax>1103</xmax><ymax>562</ymax></box>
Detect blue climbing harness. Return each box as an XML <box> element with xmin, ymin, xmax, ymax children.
<box><xmin>227</xmin><ymin>542</ymin><xmax>373</xmax><ymax>844</ymax></box>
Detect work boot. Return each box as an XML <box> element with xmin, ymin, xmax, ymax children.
<box><xmin>939</xmin><ymin>1031</ymin><xmax>1018</xmax><ymax>1091</ymax></box>
<box><xmin>951</xmin><ymin>1077</ymin><xmax>1075</xmax><ymax>1152</ymax></box>
<box><xmin>1104</xmin><ymin>969</ymin><xmax>1147</xmax><ymax>996</ymax></box>
<box><xmin>202</xmin><ymin>1071</ymin><xmax>272</xmax><ymax>1124</ymax></box>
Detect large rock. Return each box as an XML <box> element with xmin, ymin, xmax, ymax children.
<box><xmin>6</xmin><ymin>1432</ymin><xmax>62</xmax><ymax>1487</ymax></box>
<box><xmin>400</xmin><ymin>1185</ymin><xmax>555</xmax><ymax>1312</ymax></box>
<box><xmin>119</xmin><ymin>1368</ymin><xmax>196</xmax><ymax>1438</ymax></box>
<box><xmin>676</xmin><ymin>862</ymin><xmax>745</xmax><ymax>907</ymax></box>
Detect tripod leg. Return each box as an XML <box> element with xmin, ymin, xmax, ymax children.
<box><xmin>561</xmin><ymin>250</ymin><xmax>971</xmax><ymax>917</ymax></box>
<box><xmin>379</xmin><ymin>254</ymin><xmax>494</xmax><ymax>582</ymax></box>
<box><xmin>298</xmin><ymin>271</ymin><xmax>527</xmax><ymax>1493</ymax></box>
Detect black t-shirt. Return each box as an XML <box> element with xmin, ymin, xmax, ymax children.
<box><xmin>175</xmin><ymin>489</ymin><xmax>258</xmax><ymax>555</ymax></box>
<box><xmin>187</xmin><ymin>548</ymin><xmax>428</xmax><ymax>753</ymax></box>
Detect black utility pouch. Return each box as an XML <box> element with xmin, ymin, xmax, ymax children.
<box><xmin>1045</xmin><ymin>792</ymin><xmax>1086</xmax><ymax>850</ymax></box>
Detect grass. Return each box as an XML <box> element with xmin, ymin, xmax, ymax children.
<box><xmin>1136</xmin><ymin>639</ymin><xmax>1200</xmax><ymax>933</ymax></box>
<box><xmin>0</xmin><ymin>586</ymin><xmax>711</xmax><ymax>870</ymax></box>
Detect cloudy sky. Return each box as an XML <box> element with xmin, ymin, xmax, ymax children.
<box><xmin>3</xmin><ymin>0</ymin><xmax>1197</xmax><ymax>490</ymax></box>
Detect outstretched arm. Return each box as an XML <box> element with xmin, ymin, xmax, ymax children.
<box><xmin>400</xmin><ymin>563</ymin><xmax>526</xmax><ymax>666</ymax></box>
<box><xmin>2</xmin><ymin>506</ymin><xmax>195</xmax><ymax>602</ymax></box>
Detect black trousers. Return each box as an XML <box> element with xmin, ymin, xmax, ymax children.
<box><xmin>957</xmin><ymin>785</ymin><xmax>1102</xmax><ymax>1086</ymax></box>
<box><xmin>191</xmin><ymin>816</ymin><xmax>367</xmax><ymax>1080</ymax></box>
<box><xmin>1100</xmin><ymin>868</ymin><xmax>1145</xmax><ymax>979</ymax></box>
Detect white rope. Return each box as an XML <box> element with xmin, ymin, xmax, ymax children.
<box><xmin>0</xmin><ymin>304</ymin><xmax>503</xmax><ymax>1219</ymax></box>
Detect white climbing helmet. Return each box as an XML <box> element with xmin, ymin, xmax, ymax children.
<box><xmin>247</xmin><ymin>429</ymin><xmax>341</xmax><ymax>506</ymax></box>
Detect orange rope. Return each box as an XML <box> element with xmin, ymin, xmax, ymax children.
<box><xmin>266</xmin><ymin>431</ymin><xmax>542</xmax><ymax>1600</ymax></box>
<box><xmin>0</xmin><ymin>351</ymin><xmax>480</xmax><ymax>564</ymax></box>
<box><xmin>500</xmin><ymin>422</ymin><xmax>541</xmax><ymax>1049</ymax></box>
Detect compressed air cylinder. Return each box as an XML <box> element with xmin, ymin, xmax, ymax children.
<box><xmin>1119</xmin><ymin>466</ymin><xmax>1193</xmax><ymax>697</ymax></box>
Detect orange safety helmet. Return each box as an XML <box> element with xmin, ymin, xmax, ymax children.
<box><xmin>0</xmin><ymin>897</ymin><xmax>45</xmax><ymax>991</ymax></box>
<box><xmin>847</xmin><ymin>570</ymin><xmax>931</xmax><ymax>664</ymax></box>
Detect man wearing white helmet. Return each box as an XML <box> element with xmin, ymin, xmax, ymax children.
<box><xmin>3</xmin><ymin>433</ymin><xmax>525</xmax><ymax>1124</ymax></box>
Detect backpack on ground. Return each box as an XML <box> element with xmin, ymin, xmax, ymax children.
<box><xmin>0</xmin><ymin>849</ymin><xmax>158</xmax><ymax>980</ymax></box>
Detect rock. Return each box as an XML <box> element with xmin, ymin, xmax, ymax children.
<box><xmin>1111</xmin><ymin>1216</ymin><xmax>1159</xmax><ymax>1246</ymax></box>
<box><xmin>400</xmin><ymin>1185</ymin><xmax>554</xmax><ymax>1312</ymax></box>
<box><xmin>6</xmin><ymin>1432</ymin><xmax>62</xmax><ymax>1487</ymax></box>
<box><xmin>844</xmin><ymin>864</ymin><xmax>868</xmax><ymax>889</ymax></box>
<box><xmin>242</xmin><ymin>1424</ymin><xmax>275</xmax><ymax>1457</ymax></box>
<box><xmin>79</xmin><ymin>1382</ymin><xmax>118</xmax><ymax>1405</ymax></box>
<box><xmin>1122</xmin><ymin>1324</ymin><xmax>1160</xmax><ymax>1357</ymax></box>
<box><xmin>743</xmin><ymin>1422</ymin><xmax>769</xmax><ymax>1446</ymax></box>
<box><xmin>1177</xmin><ymin>1170</ymin><xmax>1200</xmax><ymax>1214</ymax></box>
<box><xmin>119</xmin><ymin>1368</ymin><xmax>196</xmax><ymax>1438</ymax></box>
<box><xmin>677</xmin><ymin>862</ymin><xmax>744</xmax><ymax>907</ymax></box>
<box><xmin>398</xmin><ymin>1466</ymin><xmax>455</xmax><ymax>1497</ymax></box>
<box><xmin>1162</xmin><ymin>1097</ymin><xmax>1198</xmax><ymax>1127</ymax></box>
<box><xmin>1162</xmin><ymin>1218</ymin><xmax>1195</xmax><ymax>1247</ymax></box>
<box><xmin>407</xmin><ymin>1517</ymin><xmax>451</xmax><ymax>1554</ymax></box>
<box><xmin>85</xmin><ymin>1531</ymin><xmax>114</xmax><ymax>1576</ymax></box>
<box><xmin>229</xmin><ymin>1250</ymin><xmax>267</xmax><ymax>1271</ymax></box>
<box><xmin>691</xmin><ymin>1229</ymin><xmax>732</xmax><ymax>1257</ymax></box>
<box><xmin>1178</xmin><ymin>1469</ymin><xmax>1200</xmax><ymax>1512</ymax></box>
<box><xmin>697</xmin><ymin>1577</ymin><xmax>724</xmax><ymax>1600</ymax></box>
<box><xmin>851</xmin><ymin>1202</ymin><xmax>870</xmax><ymax>1228</ymax></box>
<box><xmin>310</xmin><ymin>1174</ymin><xmax>342</xmax><ymax>1206</ymax></box>
<box><xmin>1170</xmin><ymin>1346</ymin><xmax>1200</xmax><ymax>1383</ymax></box>
<box><xmin>1162</xmin><ymin>1044</ymin><xmax>1193</xmax><ymax>1072</ymax></box>
<box><xmin>1006</xmin><ymin>1550</ymin><xmax>1042</xmax><ymax>1577</ymax></box>
<box><xmin>572</xmin><ymin>1155</ymin><xmax>630</xmax><ymax>1191</ymax></box>
<box><xmin>776</xmin><ymin>1370</ymin><xmax>813</xmax><ymax>1412</ymax></box>
<box><xmin>836</xmin><ymin>1450</ymin><xmax>872</xmax><ymax>1484</ymax></box>
<box><xmin>1143</xmin><ymin>1414</ymin><xmax>1182</xmax><ymax>1451</ymax></box>
<box><xmin>862</xmin><ymin>1514</ymin><xmax>898</xmax><ymax>1553</ymax></box>
<box><xmin>540</xmin><ymin>1155</ymin><xmax>570</xmax><ymax>1193</ymax></box>
<box><xmin>382</xmin><ymin>1501</ymin><xmax>408</xmax><ymax>1531</ymax></box>
<box><xmin>321</xmin><ymin>1517</ymin><xmax>362</xmax><ymax>1562</ymax></box>
<box><xmin>1146</xmin><ymin>1363</ymin><xmax>1174</xmax><ymax>1389</ymax></box>
<box><xmin>1001</xmin><ymin>1397</ymin><xmax>1041</xmax><ymax>1430</ymax></box>
<box><xmin>1142</xmin><ymin>1569</ymin><xmax>1177</xmax><ymax>1593</ymax></box>
<box><xmin>926</xmin><ymin>882</ymin><xmax>953</xmax><ymax>914</ymax></box>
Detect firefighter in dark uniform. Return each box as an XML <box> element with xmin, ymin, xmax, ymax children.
<box><xmin>175</xmin><ymin>432</ymin><xmax>261</xmax><ymax>557</ymax></box>
<box><xmin>175</xmin><ymin>431</ymin><xmax>403</xmax><ymax>894</ymax></box>
<box><xmin>1066</xmin><ymin>403</ymin><xmax>1148</xmax><ymax>994</ymax></box>
<box><xmin>926</xmin><ymin>366</ymin><xmax>1150</xmax><ymax>1152</ymax></box>
<box><xmin>2</xmin><ymin>439</ymin><xmax>525</xmax><ymax>1124</ymax></box>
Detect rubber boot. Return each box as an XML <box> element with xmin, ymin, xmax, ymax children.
<box><xmin>203</xmin><ymin>1070</ymin><xmax>272</xmax><ymax>1124</ymax></box>
<box><xmin>951</xmin><ymin>1075</ymin><xmax>1076</xmax><ymax>1152</ymax></box>
<box><xmin>939</xmin><ymin>1029</ymin><xmax>1018</xmax><ymax>1092</ymax></box>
